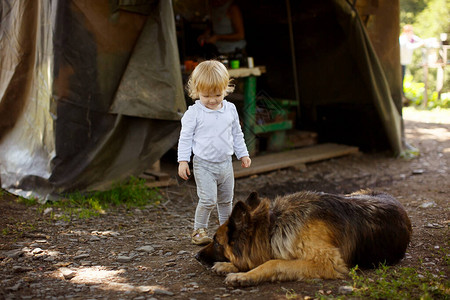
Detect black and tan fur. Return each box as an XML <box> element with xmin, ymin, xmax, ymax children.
<box><xmin>195</xmin><ymin>190</ymin><xmax>412</xmax><ymax>286</ymax></box>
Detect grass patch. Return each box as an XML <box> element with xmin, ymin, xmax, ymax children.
<box><xmin>1</xmin><ymin>221</ymin><xmax>37</xmax><ymax>237</ymax></box>
<box><xmin>281</xmin><ymin>261</ymin><xmax>449</xmax><ymax>300</ymax></box>
<box><xmin>42</xmin><ymin>177</ymin><xmax>161</xmax><ymax>220</ymax></box>
<box><xmin>16</xmin><ymin>196</ymin><xmax>39</xmax><ymax>206</ymax></box>
<box><xmin>349</xmin><ymin>264</ymin><xmax>449</xmax><ymax>299</ymax></box>
<box><xmin>282</xmin><ymin>288</ymin><xmax>299</xmax><ymax>299</ymax></box>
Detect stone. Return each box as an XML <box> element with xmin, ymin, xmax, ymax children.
<box><xmin>12</xmin><ymin>266</ymin><xmax>33</xmax><ymax>273</ymax></box>
<box><xmin>136</xmin><ymin>286</ymin><xmax>152</xmax><ymax>293</ymax></box>
<box><xmin>425</xmin><ymin>223</ymin><xmax>444</xmax><ymax>228</ymax></box>
<box><xmin>73</xmin><ymin>254</ymin><xmax>90</xmax><ymax>260</ymax></box>
<box><xmin>31</xmin><ymin>248</ymin><xmax>44</xmax><ymax>255</ymax></box>
<box><xmin>92</xmin><ymin>230</ymin><xmax>120</xmax><ymax>237</ymax></box>
<box><xmin>44</xmin><ymin>257</ymin><xmax>55</xmax><ymax>262</ymax></box>
<box><xmin>420</xmin><ymin>201</ymin><xmax>437</xmax><ymax>208</ymax></box>
<box><xmin>4</xmin><ymin>249</ymin><xmax>24</xmax><ymax>259</ymax></box>
<box><xmin>338</xmin><ymin>286</ymin><xmax>354</xmax><ymax>294</ymax></box>
<box><xmin>43</xmin><ymin>207</ymin><xmax>53</xmax><ymax>215</ymax></box>
<box><xmin>136</xmin><ymin>246</ymin><xmax>154</xmax><ymax>252</ymax></box>
<box><xmin>59</xmin><ymin>267</ymin><xmax>76</xmax><ymax>280</ymax></box>
<box><xmin>6</xmin><ymin>282</ymin><xmax>22</xmax><ymax>292</ymax></box>
<box><xmin>53</xmin><ymin>262</ymin><xmax>72</xmax><ymax>268</ymax></box>
<box><xmin>153</xmin><ymin>289</ymin><xmax>174</xmax><ymax>296</ymax></box>
<box><xmin>117</xmin><ymin>255</ymin><xmax>133</xmax><ymax>263</ymax></box>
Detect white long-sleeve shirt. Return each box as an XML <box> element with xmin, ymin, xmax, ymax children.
<box><xmin>177</xmin><ymin>100</ymin><xmax>249</xmax><ymax>163</ymax></box>
<box><xmin>399</xmin><ymin>34</ymin><xmax>423</xmax><ymax>65</ymax></box>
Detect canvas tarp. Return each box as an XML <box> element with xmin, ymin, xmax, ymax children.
<box><xmin>0</xmin><ymin>0</ymin><xmax>186</xmax><ymax>201</ymax></box>
<box><xmin>332</xmin><ymin>0</ymin><xmax>402</xmax><ymax>152</ymax></box>
<box><xmin>231</xmin><ymin>0</ymin><xmax>403</xmax><ymax>153</ymax></box>
<box><xmin>0</xmin><ymin>0</ymin><xmax>405</xmax><ymax>201</ymax></box>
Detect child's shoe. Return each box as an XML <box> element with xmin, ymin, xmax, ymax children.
<box><xmin>191</xmin><ymin>228</ymin><xmax>213</xmax><ymax>245</ymax></box>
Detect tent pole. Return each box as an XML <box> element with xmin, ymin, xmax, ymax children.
<box><xmin>285</xmin><ymin>0</ymin><xmax>301</xmax><ymax>121</ymax></box>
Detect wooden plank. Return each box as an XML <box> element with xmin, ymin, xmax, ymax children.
<box><xmin>143</xmin><ymin>170</ymin><xmax>170</xmax><ymax>181</ymax></box>
<box><xmin>228</xmin><ymin>66</ymin><xmax>266</xmax><ymax>78</ymax></box>
<box><xmin>233</xmin><ymin>143</ymin><xmax>359</xmax><ymax>178</ymax></box>
<box><xmin>139</xmin><ymin>173</ymin><xmax>156</xmax><ymax>181</ymax></box>
<box><xmin>144</xmin><ymin>178</ymin><xmax>178</xmax><ymax>189</ymax></box>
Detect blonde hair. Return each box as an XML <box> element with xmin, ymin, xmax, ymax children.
<box><xmin>403</xmin><ymin>24</ymin><xmax>413</xmax><ymax>33</ymax></box>
<box><xmin>186</xmin><ymin>60</ymin><xmax>234</xmax><ymax>99</ymax></box>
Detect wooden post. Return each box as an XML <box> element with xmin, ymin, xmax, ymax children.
<box><xmin>423</xmin><ymin>64</ymin><xmax>429</xmax><ymax>108</ymax></box>
<box><xmin>437</xmin><ymin>46</ymin><xmax>449</xmax><ymax>99</ymax></box>
<box><xmin>244</xmin><ymin>76</ymin><xmax>257</xmax><ymax>156</ymax></box>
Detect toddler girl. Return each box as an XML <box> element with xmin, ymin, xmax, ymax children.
<box><xmin>177</xmin><ymin>60</ymin><xmax>251</xmax><ymax>245</ymax></box>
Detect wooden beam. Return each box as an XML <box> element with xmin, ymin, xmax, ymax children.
<box><xmin>233</xmin><ymin>143</ymin><xmax>359</xmax><ymax>178</ymax></box>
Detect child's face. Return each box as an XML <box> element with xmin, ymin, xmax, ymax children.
<box><xmin>199</xmin><ymin>90</ymin><xmax>225</xmax><ymax>110</ymax></box>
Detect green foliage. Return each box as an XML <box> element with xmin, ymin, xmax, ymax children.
<box><xmin>404</xmin><ymin>75</ymin><xmax>425</xmax><ymax>104</ymax></box>
<box><xmin>427</xmin><ymin>92</ymin><xmax>450</xmax><ymax>108</ymax></box>
<box><xmin>16</xmin><ymin>196</ymin><xmax>39</xmax><ymax>206</ymax></box>
<box><xmin>284</xmin><ymin>288</ymin><xmax>298</xmax><ymax>299</ymax></box>
<box><xmin>400</xmin><ymin>0</ymin><xmax>427</xmax><ymax>25</ymax></box>
<box><xmin>400</xmin><ymin>0</ymin><xmax>450</xmax><ymax>35</ymax></box>
<box><xmin>44</xmin><ymin>177</ymin><xmax>161</xmax><ymax>220</ymax></box>
<box><xmin>349</xmin><ymin>264</ymin><xmax>449</xmax><ymax>299</ymax></box>
<box><xmin>404</xmin><ymin>75</ymin><xmax>450</xmax><ymax>108</ymax></box>
<box><xmin>400</xmin><ymin>0</ymin><xmax>450</xmax><ymax>108</ymax></box>
<box><xmin>413</xmin><ymin>0</ymin><xmax>450</xmax><ymax>38</ymax></box>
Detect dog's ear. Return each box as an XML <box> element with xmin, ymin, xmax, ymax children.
<box><xmin>228</xmin><ymin>202</ymin><xmax>252</xmax><ymax>258</ymax></box>
<box><xmin>245</xmin><ymin>192</ymin><xmax>260</xmax><ymax>210</ymax></box>
<box><xmin>229</xmin><ymin>201</ymin><xmax>251</xmax><ymax>230</ymax></box>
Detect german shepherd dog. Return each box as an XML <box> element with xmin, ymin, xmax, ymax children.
<box><xmin>195</xmin><ymin>190</ymin><xmax>412</xmax><ymax>286</ymax></box>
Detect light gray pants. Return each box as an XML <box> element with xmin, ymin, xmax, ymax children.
<box><xmin>193</xmin><ymin>155</ymin><xmax>234</xmax><ymax>230</ymax></box>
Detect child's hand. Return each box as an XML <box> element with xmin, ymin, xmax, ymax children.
<box><xmin>206</xmin><ymin>34</ymin><xmax>219</xmax><ymax>44</ymax></box>
<box><xmin>241</xmin><ymin>156</ymin><xmax>251</xmax><ymax>168</ymax></box>
<box><xmin>178</xmin><ymin>161</ymin><xmax>191</xmax><ymax>180</ymax></box>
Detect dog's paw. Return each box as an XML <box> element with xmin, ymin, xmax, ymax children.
<box><xmin>225</xmin><ymin>272</ymin><xmax>255</xmax><ymax>286</ymax></box>
<box><xmin>212</xmin><ymin>262</ymin><xmax>239</xmax><ymax>275</ymax></box>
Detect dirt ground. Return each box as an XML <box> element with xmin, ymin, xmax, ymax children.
<box><xmin>0</xmin><ymin>114</ymin><xmax>449</xmax><ymax>300</ymax></box>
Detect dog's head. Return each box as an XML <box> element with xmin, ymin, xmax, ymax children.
<box><xmin>194</xmin><ymin>222</ymin><xmax>230</xmax><ymax>267</ymax></box>
<box><xmin>195</xmin><ymin>192</ymin><xmax>265</xmax><ymax>270</ymax></box>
